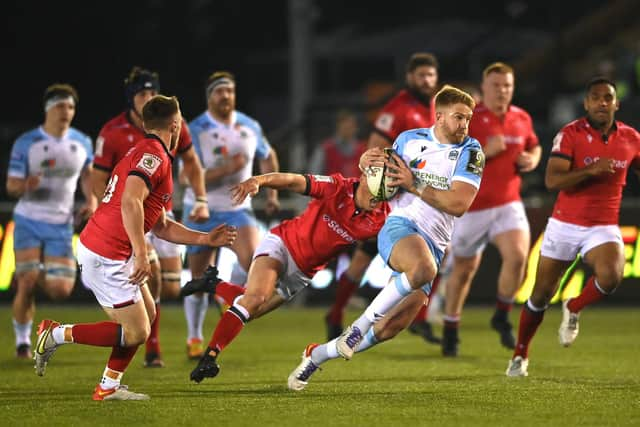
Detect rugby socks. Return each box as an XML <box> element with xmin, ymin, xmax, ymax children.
<box><xmin>215</xmin><ymin>281</ymin><xmax>246</xmax><ymax>306</ymax></box>
<box><xmin>12</xmin><ymin>318</ymin><xmax>32</xmax><ymax>347</ymax></box>
<box><xmin>355</xmin><ymin>327</ymin><xmax>379</xmax><ymax>352</ymax></box>
<box><xmin>353</xmin><ymin>273</ymin><xmax>413</xmax><ymax>333</ymax></box>
<box><xmin>184</xmin><ymin>293</ymin><xmax>208</xmax><ymax>341</ymax></box>
<box><xmin>513</xmin><ymin>300</ymin><xmax>546</xmax><ymax>359</ymax></box>
<box><xmin>101</xmin><ymin>345</ymin><xmax>138</xmax><ymax>389</ymax></box>
<box><xmin>310</xmin><ymin>339</ymin><xmax>339</xmax><ymax>365</ymax></box>
<box><xmin>443</xmin><ymin>314</ymin><xmax>460</xmax><ymax>331</ymax></box>
<box><xmin>494</xmin><ymin>295</ymin><xmax>514</xmax><ymax>322</ymax></box>
<box><xmin>207</xmin><ymin>303</ymin><xmax>250</xmax><ymax>354</ymax></box>
<box><xmin>567</xmin><ymin>277</ymin><xmax>609</xmax><ymax>313</ymax></box>
<box><xmin>145</xmin><ymin>303</ymin><xmax>161</xmax><ymax>355</ymax></box>
<box><xmin>68</xmin><ymin>322</ymin><xmax>123</xmax><ymax>346</ymax></box>
<box><xmin>326</xmin><ymin>273</ymin><xmax>360</xmax><ymax>325</ymax></box>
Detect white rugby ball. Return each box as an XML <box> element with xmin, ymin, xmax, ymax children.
<box><xmin>366</xmin><ymin>149</ymin><xmax>399</xmax><ymax>201</ymax></box>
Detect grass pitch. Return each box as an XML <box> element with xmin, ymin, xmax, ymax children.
<box><xmin>0</xmin><ymin>304</ymin><xmax>638</xmax><ymax>426</ymax></box>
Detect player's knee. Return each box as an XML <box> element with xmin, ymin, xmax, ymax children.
<box><xmin>595</xmin><ymin>268</ymin><xmax>623</xmax><ymax>292</ymax></box>
<box><xmin>15</xmin><ymin>261</ymin><xmax>41</xmax><ymax>288</ymax></box>
<box><xmin>238</xmin><ymin>294</ymin><xmax>267</xmax><ymax>315</ymax></box>
<box><xmin>123</xmin><ymin>325</ymin><xmax>150</xmax><ymax>347</ymax></box>
<box><xmin>42</xmin><ymin>262</ymin><xmax>76</xmax><ymax>300</ymax></box>
<box><xmin>407</xmin><ymin>261</ymin><xmax>437</xmax><ymax>289</ymax></box>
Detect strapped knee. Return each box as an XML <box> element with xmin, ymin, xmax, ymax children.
<box><xmin>15</xmin><ymin>261</ymin><xmax>42</xmax><ymax>275</ymax></box>
<box><xmin>44</xmin><ymin>262</ymin><xmax>76</xmax><ymax>280</ymax></box>
<box><xmin>161</xmin><ymin>271</ymin><xmax>181</xmax><ymax>284</ymax></box>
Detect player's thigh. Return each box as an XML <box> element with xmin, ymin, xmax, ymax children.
<box><xmin>449</xmin><ymin>253</ymin><xmax>483</xmax><ymax>287</ymax></box>
<box><xmin>451</xmin><ymin>209</ymin><xmax>491</xmax><ymax>258</ymax></box>
<box><xmin>14</xmin><ymin>247</ymin><xmax>42</xmax><ymax>285</ymax></box>
<box><xmin>388</xmin><ymin>234</ymin><xmax>437</xmax><ymax>284</ymax></box>
<box><xmin>245</xmin><ymin>256</ymin><xmax>281</xmax><ymax>298</ymax></box>
<box><xmin>104</xmin><ymin>295</ymin><xmax>152</xmax><ymax>346</ymax></box>
<box><xmin>492</xmin><ymin>228</ymin><xmax>530</xmax><ymax>265</ymax></box>
<box><xmin>159</xmin><ymin>255</ymin><xmax>183</xmax><ymax>298</ymax></box>
<box><xmin>231</xmin><ymin>225</ymin><xmax>261</xmax><ymax>271</ymax></box>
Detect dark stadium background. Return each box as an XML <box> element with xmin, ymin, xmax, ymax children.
<box><xmin>2</xmin><ymin>0</ymin><xmax>640</xmax><ymax>303</ymax></box>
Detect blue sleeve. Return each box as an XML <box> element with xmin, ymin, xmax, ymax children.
<box><xmin>80</xmin><ymin>133</ymin><xmax>94</xmax><ymax>167</ymax></box>
<box><xmin>8</xmin><ymin>136</ymin><xmax>30</xmax><ymax>178</ymax></box>
<box><xmin>452</xmin><ymin>139</ymin><xmax>484</xmax><ymax>188</ymax></box>
<box><xmin>391</xmin><ymin>130</ymin><xmax>411</xmax><ymax>158</ymax></box>
<box><xmin>254</xmin><ymin>120</ymin><xmax>272</xmax><ymax>160</ymax></box>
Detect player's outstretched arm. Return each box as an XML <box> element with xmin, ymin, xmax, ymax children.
<box><xmin>152</xmin><ymin>216</ymin><xmax>237</xmax><ymax>248</ymax></box>
<box><xmin>230</xmin><ymin>173</ymin><xmax>306</xmax><ymax>206</ymax></box>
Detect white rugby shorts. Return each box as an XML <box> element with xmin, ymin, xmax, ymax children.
<box><xmin>540</xmin><ymin>218</ymin><xmax>623</xmax><ymax>261</ymax></box>
<box><xmin>77</xmin><ymin>241</ymin><xmax>142</xmax><ymax>309</ymax></box>
<box><xmin>451</xmin><ymin>201</ymin><xmax>529</xmax><ymax>257</ymax></box>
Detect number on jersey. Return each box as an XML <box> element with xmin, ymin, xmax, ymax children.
<box><xmin>102</xmin><ymin>174</ymin><xmax>119</xmax><ymax>203</ymax></box>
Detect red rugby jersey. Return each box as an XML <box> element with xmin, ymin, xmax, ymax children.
<box><xmin>373</xmin><ymin>89</ymin><xmax>435</xmax><ymax>142</ymax></box>
<box><xmin>468</xmin><ymin>103</ymin><xmax>539</xmax><ymax>211</ymax></box>
<box><xmin>550</xmin><ymin>118</ymin><xmax>640</xmax><ymax>226</ymax></box>
<box><xmin>81</xmin><ymin>135</ymin><xmax>174</xmax><ymax>259</ymax></box>
<box><xmin>269</xmin><ymin>174</ymin><xmax>389</xmax><ymax>277</ymax></box>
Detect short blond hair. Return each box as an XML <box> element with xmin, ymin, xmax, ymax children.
<box><xmin>482</xmin><ymin>62</ymin><xmax>514</xmax><ymax>80</ymax></box>
<box><xmin>434</xmin><ymin>85</ymin><xmax>476</xmax><ymax>111</ymax></box>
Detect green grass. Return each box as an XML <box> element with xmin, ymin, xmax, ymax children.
<box><xmin>0</xmin><ymin>304</ymin><xmax>639</xmax><ymax>426</ymax></box>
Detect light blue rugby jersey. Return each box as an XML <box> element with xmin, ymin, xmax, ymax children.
<box><xmin>8</xmin><ymin>126</ymin><xmax>93</xmax><ymax>224</ymax></box>
<box><xmin>184</xmin><ymin>110</ymin><xmax>272</xmax><ymax>211</ymax></box>
<box><xmin>389</xmin><ymin>126</ymin><xmax>484</xmax><ymax>253</ymax></box>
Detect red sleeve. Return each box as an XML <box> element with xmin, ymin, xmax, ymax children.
<box><xmin>306</xmin><ymin>173</ymin><xmax>343</xmax><ymax>199</ymax></box>
<box><xmin>550</xmin><ymin>125</ymin><xmax>574</xmax><ymax>161</ymax></box>
<box><xmin>94</xmin><ymin>128</ymin><xmax>117</xmax><ymax>172</ymax></box>
<box><xmin>127</xmin><ymin>149</ymin><xmax>166</xmax><ymax>191</ymax></box>
<box><xmin>373</xmin><ymin>102</ymin><xmax>405</xmax><ymax>142</ymax></box>
<box><xmin>177</xmin><ymin>118</ymin><xmax>193</xmax><ymax>154</ymax></box>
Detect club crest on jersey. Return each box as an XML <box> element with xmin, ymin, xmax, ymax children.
<box><xmin>375</xmin><ymin>113</ymin><xmax>394</xmax><ymax>132</ymax></box>
<box><xmin>448</xmin><ymin>150</ymin><xmax>459</xmax><ymax>160</ymax></box>
<box><xmin>137</xmin><ymin>153</ymin><xmax>162</xmax><ymax>176</ymax></box>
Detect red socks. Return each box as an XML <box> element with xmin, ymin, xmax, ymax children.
<box><xmin>72</xmin><ymin>322</ymin><xmax>122</xmax><ymax>347</ymax></box>
<box><xmin>567</xmin><ymin>277</ymin><xmax>607</xmax><ymax>313</ymax></box>
<box><xmin>215</xmin><ymin>281</ymin><xmax>246</xmax><ymax>305</ymax></box>
<box><xmin>513</xmin><ymin>302</ymin><xmax>545</xmax><ymax>359</ymax></box>
<box><xmin>208</xmin><ymin>305</ymin><xmax>248</xmax><ymax>353</ymax></box>
<box><xmin>107</xmin><ymin>344</ymin><xmax>139</xmax><ymax>372</ymax></box>
<box><xmin>327</xmin><ymin>273</ymin><xmax>360</xmax><ymax>324</ymax></box>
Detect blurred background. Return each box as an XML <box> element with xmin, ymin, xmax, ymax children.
<box><xmin>2</xmin><ymin>0</ymin><xmax>640</xmax><ymax>303</ymax></box>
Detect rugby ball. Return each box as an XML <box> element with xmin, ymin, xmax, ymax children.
<box><xmin>366</xmin><ymin>148</ymin><xmax>400</xmax><ymax>201</ymax></box>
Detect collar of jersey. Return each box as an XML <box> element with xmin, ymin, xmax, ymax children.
<box><xmin>206</xmin><ymin>110</ymin><xmax>237</xmax><ymax>128</ymax></box>
<box><xmin>145</xmin><ymin>133</ymin><xmax>174</xmax><ymax>161</ymax></box>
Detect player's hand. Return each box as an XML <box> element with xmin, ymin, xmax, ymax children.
<box><xmin>25</xmin><ymin>174</ymin><xmax>41</xmax><ymax>192</ymax></box>
<box><xmin>188</xmin><ymin>202</ymin><xmax>210</xmax><ymax>222</ymax></box>
<box><xmin>207</xmin><ymin>224</ymin><xmax>237</xmax><ymax>247</ymax></box>
<box><xmin>75</xmin><ymin>198</ymin><xmax>97</xmax><ymax>224</ymax></box>
<box><xmin>516</xmin><ymin>151</ymin><xmax>537</xmax><ymax>173</ymax></box>
<box><xmin>264</xmin><ymin>197</ymin><xmax>280</xmax><ymax>217</ymax></box>
<box><xmin>230</xmin><ymin>177</ymin><xmax>260</xmax><ymax>205</ymax></box>
<box><xmin>384</xmin><ymin>152</ymin><xmax>414</xmax><ymax>190</ymax></box>
<box><xmin>484</xmin><ymin>135</ymin><xmax>507</xmax><ymax>157</ymax></box>
<box><xmin>588</xmin><ymin>157</ymin><xmax>616</xmax><ymax>176</ymax></box>
<box><xmin>358</xmin><ymin>148</ymin><xmax>386</xmax><ymax>175</ymax></box>
<box><xmin>130</xmin><ymin>254</ymin><xmax>152</xmax><ymax>286</ymax></box>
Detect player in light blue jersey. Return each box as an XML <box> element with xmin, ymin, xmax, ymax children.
<box><xmin>6</xmin><ymin>84</ymin><xmax>96</xmax><ymax>359</ymax></box>
<box><xmin>181</xmin><ymin>71</ymin><xmax>280</xmax><ymax>358</ymax></box>
<box><xmin>288</xmin><ymin>85</ymin><xmax>484</xmax><ymax>390</ymax></box>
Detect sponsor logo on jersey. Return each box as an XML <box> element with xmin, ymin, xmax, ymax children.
<box><xmin>322</xmin><ymin>214</ymin><xmax>355</xmax><ymax>243</ymax></box>
<box><xmin>583</xmin><ymin>156</ymin><xmax>627</xmax><ymax>169</ymax></box>
<box><xmin>137</xmin><ymin>153</ymin><xmax>162</xmax><ymax>176</ymax></box>
<box><xmin>552</xmin><ymin>132</ymin><xmax>563</xmax><ymax>152</ymax></box>
<box><xmin>213</xmin><ymin>146</ymin><xmax>228</xmax><ymax>155</ymax></box>
<box><xmin>409</xmin><ymin>158</ymin><xmax>426</xmax><ymax>169</ymax></box>
<box><xmin>40</xmin><ymin>158</ymin><xmax>56</xmax><ymax>168</ymax></box>
<box><xmin>313</xmin><ymin>175</ymin><xmax>334</xmax><ymax>183</ymax></box>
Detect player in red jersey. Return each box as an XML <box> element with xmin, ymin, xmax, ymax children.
<box><xmin>92</xmin><ymin>66</ymin><xmax>209</xmax><ymax>367</ymax></box>
<box><xmin>33</xmin><ymin>95</ymin><xmax>237</xmax><ymax>400</ymax></box>
<box><xmin>183</xmin><ymin>171</ymin><xmax>394</xmax><ymax>383</ymax></box>
<box><xmin>443</xmin><ymin>62</ymin><xmax>541</xmax><ymax>356</ymax></box>
<box><xmin>506</xmin><ymin>77</ymin><xmax>640</xmax><ymax>377</ymax></box>
<box><xmin>324</xmin><ymin>52</ymin><xmax>442</xmax><ymax>343</ymax></box>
